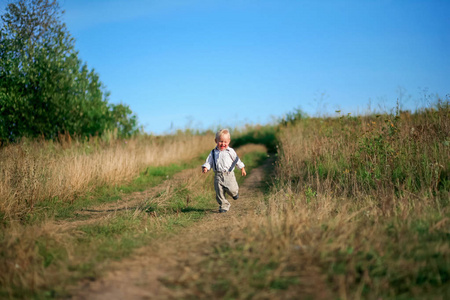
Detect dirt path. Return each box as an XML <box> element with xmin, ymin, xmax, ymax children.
<box><xmin>57</xmin><ymin>144</ymin><xmax>265</xmax><ymax>231</ymax></box>
<box><xmin>56</xmin><ymin>167</ymin><xmax>202</xmax><ymax>231</ymax></box>
<box><xmin>67</xmin><ymin>155</ymin><xmax>275</xmax><ymax>299</ymax></box>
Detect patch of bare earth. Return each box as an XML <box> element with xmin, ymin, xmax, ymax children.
<box><xmin>67</xmin><ymin>155</ymin><xmax>275</xmax><ymax>300</ymax></box>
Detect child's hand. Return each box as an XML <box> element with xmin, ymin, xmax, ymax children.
<box><xmin>241</xmin><ymin>168</ymin><xmax>247</xmax><ymax>177</ymax></box>
<box><xmin>202</xmin><ymin>167</ymin><xmax>208</xmax><ymax>173</ymax></box>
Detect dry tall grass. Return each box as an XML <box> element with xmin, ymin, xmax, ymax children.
<box><xmin>0</xmin><ymin>133</ymin><xmax>214</xmax><ymax>219</ymax></box>
<box><xmin>182</xmin><ymin>102</ymin><xmax>449</xmax><ymax>298</ymax></box>
<box><xmin>277</xmin><ymin>104</ymin><xmax>449</xmax><ymax>203</ymax></box>
<box><xmin>255</xmin><ymin>103</ymin><xmax>448</xmax><ymax>297</ymax></box>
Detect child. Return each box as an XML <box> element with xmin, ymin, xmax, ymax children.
<box><xmin>202</xmin><ymin>129</ymin><xmax>246</xmax><ymax>213</ymax></box>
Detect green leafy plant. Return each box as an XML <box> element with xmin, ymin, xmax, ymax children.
<box><xmin>0</xmin><ymin>0</ymin><xmax>138</xmax><ymax>142</ymax></box>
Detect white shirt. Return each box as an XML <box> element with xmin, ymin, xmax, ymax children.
<box><xmin>202</xmin><ymin>147</ymin><xmax>245</xmax><ymax>172</ymax></box>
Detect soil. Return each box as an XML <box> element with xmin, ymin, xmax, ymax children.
<box><xmin>66</xmin><ymin>156</ymin><xmax>275</xmax><ymax>299</ymax></box>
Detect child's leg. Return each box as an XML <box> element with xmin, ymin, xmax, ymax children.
<box><xmin>223</xmin><ymin>173</ymin><xmax>239</xmax><ymax>199</ymax></box>
<box><xmin>214</xmin><ymin>174</ymin><xmax>231</xmax><ymax>211</ymax></box>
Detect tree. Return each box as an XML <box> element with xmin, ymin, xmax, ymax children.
<box><xmin>0</xmin><ymin>0</ymin><xmax>138</xmax><ymax>142</ymax></box>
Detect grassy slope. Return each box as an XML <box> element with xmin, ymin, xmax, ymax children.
<box><xmin>170</xmin><ymin>104</ymin><xmax>449</xmax><ymax>299</ymax></box>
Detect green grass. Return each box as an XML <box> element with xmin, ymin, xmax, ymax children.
<box><xmin>27</xmin><ymin>151</ymin><xmax>211</xmax><ymax>224</ymax></box>
<box><xmin>3</xmin><ymin>148</ymin><xmax>270</xmax><ymax>299</ymax></box>
<box><xmin>182</xmin><ymin>207</ymin><xmax>450</xmax><ymax>299</ymax></box>
<box><xmin>9</xmin><ymin>197</ymin><xmax>215</xmax><ymax>299</ymax></box>
<box><xmin>232</xmin><ymin>125</ymin><xmax>279</xmax><ymax>153</ymax></box>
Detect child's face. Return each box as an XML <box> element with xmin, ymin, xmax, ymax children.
<box><xmin>215</xmin><ymin>134</ymin><xmax>230</xmax><ymax>151</ymax></box>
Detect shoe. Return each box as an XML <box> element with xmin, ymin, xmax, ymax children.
<box><xmin>219</xmin><ymin>209</ymin><xmax>228</xmax><ymax>213</ymax></box>
<box><xmin>232</xmin><ymin>194</ymin><xmax>239</xmax><ymax>200</ymax></box>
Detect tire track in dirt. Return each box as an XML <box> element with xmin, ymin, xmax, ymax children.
<box><xmin>55</xmin><ymin>167</ymin><xmax>202</xmax><ymax>232</ymax></box>
<box><xmin>67</xmin><ymin>155</ymin><xmax>275</xmax><ymax>300</ymax></box>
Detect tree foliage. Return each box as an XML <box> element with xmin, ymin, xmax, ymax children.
<box><xmin>0</xmin><ymin>0</ymin><xmax>138</xmax><ymax>142</ymax></box>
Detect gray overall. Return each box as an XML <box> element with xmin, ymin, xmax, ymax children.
<box><xmin>211</xmin><ymin>150</ymin><xmax>240</xmax><ymax>211</ymax></box>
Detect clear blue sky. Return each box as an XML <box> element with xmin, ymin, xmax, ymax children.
<box><xmin>58</xmin><ymin>0</ymin><xmax>449</xmax><ymax>134</ymax></box>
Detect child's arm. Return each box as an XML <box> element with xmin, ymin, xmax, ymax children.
<box><xmin>230</xmin><ymin>149</ymin><xmax>245</xmax><ymax>176</ymax></box>
<box><xmin>202</xmin><ymin>152</ymin><xmax>212</xmax><ymax>174</ymax></box>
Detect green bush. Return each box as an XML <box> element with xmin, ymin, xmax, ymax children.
<box><xmin>0</xmin><ymin>0</ymin><xmax>138</xmax><ymax>143</ymax></box>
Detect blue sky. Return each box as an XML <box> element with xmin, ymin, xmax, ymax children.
<box><xmin>59</xmin><ymin>0</ymin><xmax>449</xmax><ymax>134</ymax></box>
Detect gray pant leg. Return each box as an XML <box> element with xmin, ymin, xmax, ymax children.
<box><xmin>223</xmin><ymin>172</ymin><xmax>239</xmax><ymax>198</ymax></box>
<box><xmin>214</xmin><ymin>173</ymin><xmax>231</xmax><ymax>211</ymax></box>
<box><xmin>214</xmin><ymin>172</ymin><xmax>239</xmax><ymax>211</ymax></box>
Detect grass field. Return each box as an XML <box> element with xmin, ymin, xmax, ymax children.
<box><xmin>175</xmin><ymin>101</ymin><xmax>449</xmax><ymax>299</ymax></box>
<box><xmin>0</xmin><ymin>100</ymin><xmax>449</xmax><ymax>299</ymax></box>
<box><xmin>0</xmin><ymin>132</ymin><xmax>268</xmax><ymax>298</ymax></box>
<box><xmin>0</xmin><ymin>132</ymin><xmax>214</xmax><ymax>219</ymax></box>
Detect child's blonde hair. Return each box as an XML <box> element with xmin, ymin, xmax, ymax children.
<box><xmin>216</xmin><ymin>128</ymin><xmax>230</xmax><ymax>140</ymax></box>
